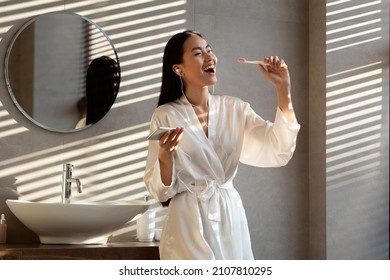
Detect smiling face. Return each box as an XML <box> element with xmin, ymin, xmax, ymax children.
<box><xmin>176</xmin><ymin>34</ymin><xmax>218</xmax><ymax>90</ymax></box>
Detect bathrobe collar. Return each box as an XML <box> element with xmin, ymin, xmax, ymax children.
<box><xmin>177</xmin><ymin>93</ymin><xmax>225</xmax><ymax>183</ymax></box>
<box><xmin>179</xmin><ymin>93</ymin><xmax>216</xmax><ymax>142</ymax></box>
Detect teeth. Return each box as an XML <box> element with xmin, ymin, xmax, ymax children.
<box><xmin>204</xmin><ymin>65</ymin><xmax>215</xmax><ymax>71</ymax></box>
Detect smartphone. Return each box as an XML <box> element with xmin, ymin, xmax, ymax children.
<box><xmin>147</xmin><ymin>127</ymin><xmax>176</xmax><ymax>140</ymax></box>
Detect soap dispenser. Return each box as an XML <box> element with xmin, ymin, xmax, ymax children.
<box><xmin>0</xmin><ymin>214</ymin><xmax>7</xmax><ymax>243</ymax></box>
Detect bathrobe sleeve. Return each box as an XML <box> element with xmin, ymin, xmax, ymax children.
<box><xmin>239</xmin><ymin>104</ymin><xmax>300</xmax><ymax>167</ymax></box>
<box><xmin>143</xmin><ymin>108</ymin><xmax>178</xmax><ymax>202</ymax></box>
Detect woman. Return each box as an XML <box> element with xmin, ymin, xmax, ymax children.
<box><xmin>143</xmin><ymin>30</ymin><xmax>300</xmax><ymax>259</ymax></box>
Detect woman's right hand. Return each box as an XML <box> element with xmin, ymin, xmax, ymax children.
<box><xmin>158</xmin><ymin>127</ymin><xmax>184</xmax><ymax>186</ymax></box>
<box><xmin>159</xmin><ymin>127</ymin><xmax>184</xmax><ymax>154</ymax></box>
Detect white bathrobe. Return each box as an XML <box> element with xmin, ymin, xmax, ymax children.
<box><xmin>144</xmin><ymin>94</ymin><xmax>300</xmax><ymax>260</ymax></box>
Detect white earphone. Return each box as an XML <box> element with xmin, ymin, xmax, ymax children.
<box><xmin>175</xmin><ymin>68</ymin><xmax>181</xmax><ymax>74</ymax></box>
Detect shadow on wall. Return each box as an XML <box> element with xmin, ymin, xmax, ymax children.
<box><xmin>325</xmin><ymin>0</ymin><xmax>389</xmax><ymax>259</ymax></box>
<box><xmin>0</xmin><ymin>0</ymin><xmax>188</xmax><ymax>242</ymax></box>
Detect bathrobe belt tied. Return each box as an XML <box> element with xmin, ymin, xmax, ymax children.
<box><xmin>193</xmin><ymin>180</ymin><xmax>233</xmax><ymax>222</ymax></box>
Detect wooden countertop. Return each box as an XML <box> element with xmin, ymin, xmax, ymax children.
<box><xmin>0</xmin><ymin>242</ymin><xmax>160</xmax><ymax>260</ymax></box>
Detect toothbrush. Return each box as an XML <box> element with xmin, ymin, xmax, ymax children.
<box><xmin>237</xmin><ymin>57</ymin><xmax>268</xmax><ymax>67</ymax></box>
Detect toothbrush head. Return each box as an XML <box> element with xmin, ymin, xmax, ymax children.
<box><xmin>236</xmin><ymin>57</ymin><xmax>267</xmax><ymax>66</ymax></box>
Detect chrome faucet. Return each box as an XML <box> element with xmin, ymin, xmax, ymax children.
<box><xmin>62</xmin><ymin>163</ymin><xmax>82</xmax><ymax>204</ymax></box>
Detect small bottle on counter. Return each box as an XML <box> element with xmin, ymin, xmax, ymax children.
<box><xmin>0</xmin><ymin>214</ymin><xmax>7</xmax><ymax>243</ymax></box>
<box><xmin>136</xmin><ymin>195</ymin><xmax>155</xmax><ymax>242</ymax></box>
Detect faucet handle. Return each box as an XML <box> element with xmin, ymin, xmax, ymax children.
<box><xmin>63</xmin><ymin>162</ymin><xmax>74</xmax><ymax>171</ymax></box>
<box><xmin>75</xmin><ymin>178</ymin><xmax>83</xmax><ymax>193</ymax></box>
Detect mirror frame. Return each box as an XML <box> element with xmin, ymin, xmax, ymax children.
<box><xmin>4</xmin><ymin>11</ymin><xmax>120</xmax><ymax>133</ymax></box>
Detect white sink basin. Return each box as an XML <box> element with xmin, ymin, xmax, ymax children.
<box><xmin>6</xmin><ymin>199</ymin><xmax>149</xmax><ymax>244</ymax></box>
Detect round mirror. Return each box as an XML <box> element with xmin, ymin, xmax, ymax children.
<box><xmin>5</xmin><ymin>12</ymin><xmax>120</xmax><ymax>133</ymax></box>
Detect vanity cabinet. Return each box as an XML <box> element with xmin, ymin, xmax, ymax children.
<box><xmin>0</xmin><ymin>242</ymin><xmax>159</xmax><ymax>260</ymax></box>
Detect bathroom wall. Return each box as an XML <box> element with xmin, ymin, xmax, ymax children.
<box><xmin>309</xmin><ymin>0</ymin><xmax>389</xmax><ymax>259</ymax></box>
<box><xmin>0</xmin><ymin>0</ymin><xmax>388</xmax><ymax>260</ymax></box>
<box><xmin>324</xmin><ymin>0</ymin><xmax>389</xmax><ymax>259</ymax></box>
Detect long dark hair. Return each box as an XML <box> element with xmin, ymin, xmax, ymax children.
<box><xmin>158</xmin><ymin>31</ymin><xmax>202</xmax><ymax>207</ymax></box>
<box><xmin>158</xmin><ymin>30</ymin><xmax>203</xmax><ymax>107</ymax></box>
<box><xmin>86</xmin><ymin>56</ymin><xmax>121</xmax><ymax>124</ymax></box>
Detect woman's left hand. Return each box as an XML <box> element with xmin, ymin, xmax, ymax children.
<box><xmin>258</xmin><ymin>56</ymin><xmax>297</xmax><ymax>125</ymax></box>
<box><xmin>257</xmin><ymin>56</ymin><xmax>290</xmax><ymax>89</ymax></box>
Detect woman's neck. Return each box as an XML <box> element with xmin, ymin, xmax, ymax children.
<box><xmin>185</xmin><ymin>86</ymin><xmax>209</xmax><ymax>109</ymax></box>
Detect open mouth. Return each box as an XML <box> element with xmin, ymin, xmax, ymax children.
<box><xmin>203</xmin><ymin>65</ymin><xmax>216</xmax><ymax>73</ymax></box>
